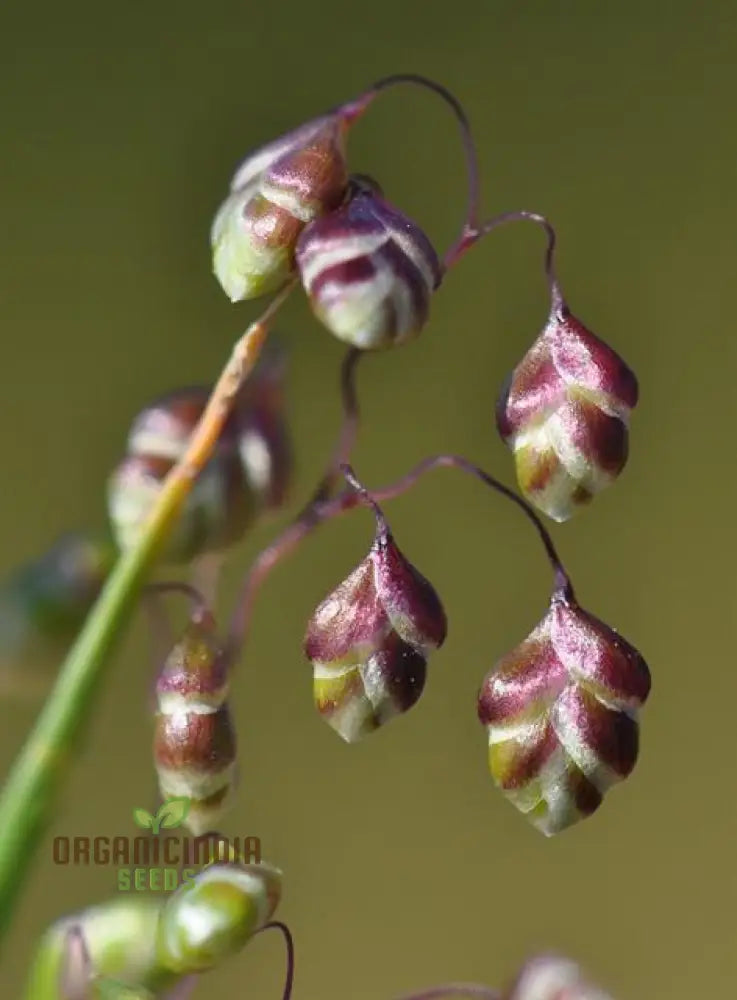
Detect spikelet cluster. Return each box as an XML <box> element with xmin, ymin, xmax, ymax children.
<box><xmin>211</xmin><ymin>98</ymin><xmax>442</xmax><ymax>351</ymax></box>
<box><xmin>497</xmin><ymin>308</ymin><xmax>638</xmax><ymax>522</ymax></box>
<box><xmin>477</xmin><ymin>594</ymin><xmax>650</xmax><ymax>835</ymax></box>
<box><xmin>108</xmin><ymin>351</ymin><xmax>292</xmax><ymax>563</ymax></box>
<box><xmin>108</xmin><ymin>386</ymin><xmax>252</xmax><ymax>563</ymax></box>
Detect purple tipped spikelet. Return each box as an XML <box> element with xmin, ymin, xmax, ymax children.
<box><xmin>497</xmin><ymin>308</ymin><xmax>638</xmax><ymax>521</ymax></box>
<box><xmin>304</xmin><ymin>523</ymin><xmax>446</xmax><ymax>742</ymax></box>
<box><xmin>477</xmin><ymin>593</ymin><xmax>650</xmax><ymax>835</ymax></box>
<box><xmin>296</xmin><ymin>178</ymin><xmax>442</xmax><ymax>350</ymax></box>
<box><xmin>211</xmin><ymin>111</ymin><xmax>356</xmax><ymax>302</ymax></box>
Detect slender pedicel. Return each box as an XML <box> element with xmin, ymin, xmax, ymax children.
<box><xmin>257</xmin><ymin>922</ymin><xmax>295</xmax><ymax>1000</ymax></box>
<box><xmin>302</xmin><ymin>346</ymin><xmax>363</xmax><ymax>510</ymax></box>
<box><xmin>226</xmin><ymin>454</ymin><xmax>571</xmax><ymax>663</ymax></box>
<box><xmin>444</xmin><ymin>210</ymin><xmax>562</xmax><ymax>312</ymax></box>
<box><xmin>367</xmin><ymin>73</ymin><xmax>481</xmax><ymax>243</ymax></box>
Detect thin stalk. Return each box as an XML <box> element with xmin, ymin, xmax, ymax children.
<box><xmin>301</xmin><ymin>346</ymin><xmax>363</xmax><ymax>509</ymax></box>
<box><xmin>0</xmin><ymin>283</ymin><xmax>293</xmax><ymax>944</ymax></box>
<box><xmin>258</xmin><ymin>921</ymin><xmax>295</xmax><ymax>1000</ymax></box>
<box><xmin>341</xmin><ymin>73</ymin><xmax>481</xmax><ymax>261</ymax></box>
<box><xmin>443</xmin><ymin>210</ymin><xmax>565</xmax><ymax>316</ymax></box>
<box><xmin>226</xmin><ymin>453</ymin><xmax>572</xmax><ymax>660</ymax></box>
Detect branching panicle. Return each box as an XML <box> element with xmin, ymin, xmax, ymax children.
<box><xmin>1</xmin><ymin>72</ymin><xmax>648</xmax><ymax>996</ymax></box>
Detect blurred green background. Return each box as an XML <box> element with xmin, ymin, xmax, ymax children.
<box><xmin>1</xmin><ymin>0</ymin><xmax>735</xmax><ymax>996</ymax></box>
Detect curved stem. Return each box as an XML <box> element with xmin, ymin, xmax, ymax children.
<box><xmin>145</xmin><ymin>582</ymin><xmax>212</xmax><ymax>623</ymax></box>
<box><xmin>226</xmin><ymin>453</ymin><xmax>572</xmax><ymax>661</ymax></box>
<box><xmin>341</xmin><ymin>463</ymin><xmax>389</xmax><ymax>535</ymax></box>
<box><xmin>394</xmin><ymin>986</ymin><xmax>501</xmax><ymax>1000</ymax></box>
<box><xmin>302</xmin><ymin>347</ymin><xmax>363</xmax><ymax>509</ymax></box>
<box><xmin>344</xmin><ymin>73</ymin><xmax>481</xmax><ymax>262</ymax></box>
<box><xmin>258</xmin><ymin>921</ymin><xmax>295</xmax><ymax>1000</ymax></box>
<box><xmin>444</xmin><ymin>210</ymin><xmax>565</xmax><ymax>317</ymax></box>
<box><xmin>0</xmin><ymin>284</ymin><xmax>294</xmax><ymax>947</ymax></box>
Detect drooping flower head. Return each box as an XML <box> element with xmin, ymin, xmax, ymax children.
<box><xmin>304</xmin><ymin>471</ymin><xmax>446</xmax><ymax>741</ymax></box>
<box><xmin>478</xmin><ymin>591</ymin><xmax>650</xmax><ymax>835</ymax></box>
<box><xmin>296</xmin><ymin>176</ymin><xmax>442</xmax><ymax>350</ymax></box>
<box><xmin>497</xmin><ymin>306</ymin><xmax>638</xmax><ymax>521</ymax></box>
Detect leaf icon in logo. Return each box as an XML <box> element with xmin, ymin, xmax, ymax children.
<box><xmin>154</xmin><ymin>796</ymin><xmax>190</xmax><ymax>832</ymax></box>
<box><xmin>132</xmin><ymin>808</ymin><xmax>155</xmax><ymax>830</ymax></box>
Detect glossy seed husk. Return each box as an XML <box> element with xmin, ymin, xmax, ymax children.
<box><xmin>478</xmin><ymin>594</ymin><xmax>650</xmax><ymax>835</ymax></box>
<box><xmin>496</xmin><ymin>308</ymin><xmax>638</xmax><ymax>522</ymax></box>
<box><xmin>305</xmin><ymin>527</ymin><xmax>446</xmax><ymax>741</ymax></box>
<box><xmin>212</xmin><ymin>113</ymin><xmax>350</xmax><ymax>302</ymax></box>
<box><xmin>154</xmin><ymin>615</ymin><xmax>236</xmax><ymax>837</ymax></box>
<box><xmin>157</xmin><ymin>862</ymin><xmax>282</xmax><ymax>974</ymax></box>
<box><xmin>296</xmin><ymin>180</ymin><xmax>441</xmax><ymax>350</ymax></box>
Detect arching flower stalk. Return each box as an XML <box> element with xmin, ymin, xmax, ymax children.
<box><xmin>0</xmin><ymin>71</ymin><xmax>651</xmax><ymax>952</ymax></box>
<box><xmin>222</xmin><ymin>451</ymin><xmax>648</xmax><ymax>832</ymax></box>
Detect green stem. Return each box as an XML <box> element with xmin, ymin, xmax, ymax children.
<box><xmin>0</xmin><ymin>537</ymin><xmax>157</xmax><ymax>943</ymax></box>
<box><xmin>0</xmin><ymin>286</ymin><xmax>291</xmax><ymax>947</ymax></box>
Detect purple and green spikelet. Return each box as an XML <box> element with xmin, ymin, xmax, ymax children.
<box><xmin>211</xmin><ymin>107</ymin><xmax>365</xmax><ymax>302</ymax></box>
<box><xmin>478</xmin><ymin>593</ymin><xmax>650</xmax><ymax>835</ymax></box>
<box><xmin>496</xmin><ymin>308</ymin><xmax>638</xmax><ymax>521</ymax></box>
<box><xmin>153</xmin><ymin>612</ymin><xmax>236</xmax><ymax>837</ymax></box>
<box><xmin>296</xmin><ymin>177</ymin><xmax>442</xmax><ymax>350</ymax></box>
<box><xmin>107</xmin><ymin>387</ymin><xmax>255</xmax><ymax>564</ymax></box>
<box><xmin>304</xmin><ymin>513</ymin><xmax>446</xmax><ymax>742</ymax></box>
